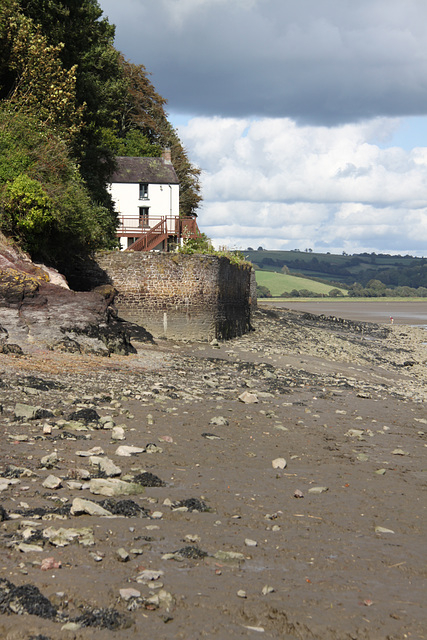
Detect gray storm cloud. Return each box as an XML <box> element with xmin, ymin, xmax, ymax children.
<box><xmin>100</xmin><ymin>0</ymin><xmax>427</xmax><ymax>124</ymax></box>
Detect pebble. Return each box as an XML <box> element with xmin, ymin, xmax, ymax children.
<box><xmin>308</xmin><ymin>486</ymin><xmax>329</xmax><ymax>494</ymax></box>
<box><xmin>117</xmin><ymin>547</ymin><xmax>130</xmax><ymax>562</ymax></box>
<box><xmin>272</xmin><ymin>457</ymin><xmax>287</xmax><ymax>469</ymax></box>
<box><xmin>115</xmin><ymin>445</ymin><xmax>145</xmax><ymax>457</ymax></box>
<box><xmin>42</xmin><ymin>475</ymin><xmax>62</xmax><ymax>490</ymax></box>
<box><xmin>120</xmin><ymin>588</ymin><xmax>141</xmax><ymax>601</ymax></box>
<box><xmin>238</xmin><ymin>391</ymin><xmax>259</xmax><ymax>404</ymax></box>
<box><xmin>245</xmin><ymin>538</ymin><xmax>258</xmax><ymax>547</ymax></box>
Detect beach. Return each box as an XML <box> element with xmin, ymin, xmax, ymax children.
<box><xmin>0</xmin><ymin>305</ymin><xmax>426</xmax><ymax>639</ymax></box>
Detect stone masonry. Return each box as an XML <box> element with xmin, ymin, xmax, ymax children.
<box><xmin>80</xmin><ymin>252</ymin><xmax>253</xmax><ymax>341</ymax></box>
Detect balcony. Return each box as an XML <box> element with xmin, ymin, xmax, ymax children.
<box><xmin>117</xmin><ymin>216</ymin><xmax>200</xmax><ymax>252</ymax></box>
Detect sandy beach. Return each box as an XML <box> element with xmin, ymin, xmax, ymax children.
<box><xmin>0</xmin><ymin>305</ymin><xmax>426</xmax><ymax>639</ymax></box>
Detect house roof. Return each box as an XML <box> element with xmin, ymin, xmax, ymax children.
<box><xmin>110</xmin><ymin>156</ymin><xmax>179</xmax><ymax>185</ymax></box>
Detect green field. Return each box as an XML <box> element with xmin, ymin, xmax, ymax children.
<box><xmin>255</xmin><ymin>270</ymin><xmax>347</xmax><ymax>297</ymax></box>
<box><xmin>245</xmin><ymin>249</ymin><xmax>426</xmax><ymax>288</ymax></box>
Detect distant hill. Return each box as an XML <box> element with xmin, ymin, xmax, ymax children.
<box><xmin>245</xmin><ymin>249</ymin><xmax>427</xmax><ymax>290</ymax></box>
<box><xmin>255</xmin><ymin>270</ymin><xmax>347</xmax><ymax>297</ymax></box>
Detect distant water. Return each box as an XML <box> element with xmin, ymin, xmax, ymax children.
<box><xmin>260</xmin><ymin>300</ymin><xmax>427</xmax><ymax>327</ymax></box>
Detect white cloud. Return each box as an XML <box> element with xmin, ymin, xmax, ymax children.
<box><xmin>178</xmin><ymin>116</ymin><xmax>427</xmax><ymax>255</ymax></box>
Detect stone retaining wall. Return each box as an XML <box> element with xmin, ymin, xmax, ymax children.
<box><xmin>74</xmin><ymin>252</ymin><xmax>253</xmax><ymax>341</ymax></box>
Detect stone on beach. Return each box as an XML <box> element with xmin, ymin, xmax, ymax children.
<box><xmin>70</xmin><ymin>498</ymin><xmax>113</xmax><ymax>517</ymax></box>
<box><xmin>115</xmin><ymin>445</ymin><xmax>145</xmax><ymax>457</ymax></box>
<box><xmin>89</xmin><ymin>478</ymin><xmax>145</xmax><ymax>497</ymax></box>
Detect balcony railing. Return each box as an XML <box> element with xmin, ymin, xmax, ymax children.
<box><xmin>117</xmin><ymin>216</ymin><xmax>200</xmax><ymax>251</ymax></box>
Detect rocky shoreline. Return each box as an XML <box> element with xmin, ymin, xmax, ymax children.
<box><xmin>0</xmin><ymin>306</ymin><xmax>426</xmax><ymax>639</ymax></box>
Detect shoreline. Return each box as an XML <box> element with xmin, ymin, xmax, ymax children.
<box><xmin>259</xmin><ymin>298</ymin><xmax>427</xmax><ymax>325</ymax></box>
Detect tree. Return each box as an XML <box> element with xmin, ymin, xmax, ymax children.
<box><xmin>0</xmin><ymin>0</ymin><xmax>83</xmax><ymax>142</ymax></box>
<box><xmin>15</xmin><ymin>0</ymin><xmax>128</xmax><ymax>206</ymax></box>
<box><xmin>0</xmin><ymin>107</ymin><xmax>117</xmax><ymax>265</ymax></box>
<box><xmin>113</xmin><ymin>56</ymin><xmax>202</xmax><ymax>217</ymax></box>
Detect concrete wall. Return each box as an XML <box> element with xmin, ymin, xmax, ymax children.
<box><xmin>78</xmin><ymin>252</ymin><xmax>253</xmax><ymax>341</ymax></box>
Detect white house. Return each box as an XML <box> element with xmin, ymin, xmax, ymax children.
<box><xmin>109</xmin><ymin>150</ymin><xmax>183</xmax><ymax>251</ymax></box>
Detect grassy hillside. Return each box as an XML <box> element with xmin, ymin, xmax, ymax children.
<box><xmin>256</xmin><ymin>270</ymin><xmax>347</xmax><ymax>297</ymax></box>
<box><xmin>246</xmin><ymin>249</ymin><xmax>426</xmax><ymax>288</ymax></box>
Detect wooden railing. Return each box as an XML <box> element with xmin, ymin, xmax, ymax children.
<box><xmin>118</xmin><ymin>216</ymin><xmax>200</xmax><ymax>252</ymax></box>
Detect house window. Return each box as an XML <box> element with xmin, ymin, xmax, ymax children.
<box><xmin>139</xmin><ymin>183</ymin><xmax>148</xmax><ymax>199</ymax></box>
<box><xmin>139</xmin><ymin>207</ymin><xmax>149</xmax><ymax>228</ymax></box>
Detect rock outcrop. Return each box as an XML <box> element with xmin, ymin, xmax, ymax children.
<box><xmin>0</xmin><ymin>234</ymin><xmax>141</xmax><ymax>356</ymax></box>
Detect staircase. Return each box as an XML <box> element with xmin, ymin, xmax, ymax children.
<box><xmin>124</xmin><ymin>216</ymin><xmax>200</xmax><ymax>252</ymax></box>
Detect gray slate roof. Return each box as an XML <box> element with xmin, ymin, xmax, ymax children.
<box><xmin>110</xmin><ymin>156</ymin><xmax>179</xmax><ymax>185</ymax></box>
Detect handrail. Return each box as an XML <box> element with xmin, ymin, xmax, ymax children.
<box><xmin>121</xmin><ymin>216</ymin><xmax>200</xmax><ymax>252</ymax></box>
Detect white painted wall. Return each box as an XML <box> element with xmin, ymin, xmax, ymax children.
<box><xmin>108</xmin><ymin>182</ymin><xmax>179</xmax><ymax>228</ymax></box>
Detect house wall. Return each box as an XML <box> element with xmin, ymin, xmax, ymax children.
<box><xmin>108</xmin><ymin>182</ymin><xmax>179</xmax><ymax>250</ymax></box>
<box><xmin>76</xmin><ymin>252</ymin><xmax>253</xmax><ymax>341</ymax></box>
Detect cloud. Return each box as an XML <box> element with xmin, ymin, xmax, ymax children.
<box><xmin>177</xmin><ymin>116</ymin><xmax>427</xmax><ymax>255</ymax></box>
<box><xmin>101</xmin><ymin>0</ymin><xmax>427</xmax><ymax>124</ymax></box>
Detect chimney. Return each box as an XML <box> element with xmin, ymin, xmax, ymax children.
<box><xmin>161</xmin><ymin>148</ymin><xmax>172</xmax><ymax>164</ymax></box>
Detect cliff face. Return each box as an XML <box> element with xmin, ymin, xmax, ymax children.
<box><xmin>0</xmin><ymin>235</ymin><xmax>137</xmax><ymax>356</ymax></box>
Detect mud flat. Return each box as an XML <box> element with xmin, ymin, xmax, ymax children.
<box><xmin>0</xmin><ymin>307</ymin><xmax>426</xmax><ymax>639</ymax></box>
<box><xmin>260</xmin><ymin>299</ymin><xmax>427</xmax><ymax>326</ymax></box>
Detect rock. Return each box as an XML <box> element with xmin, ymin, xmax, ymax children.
<box><xmin>136</xmin><ymin>569</ymin><xmax>164</xmax><ymax>583</ymax></box>
<box><xmin>43</xmin><ymin>526</ymin><xmax>94</xmax><ymax>546</ymax></box>
<box><xmin>345</xmin><ymin>429</ymin><xmax>365</xmax><ymax>439</ymax></box>
<box><xmin>262</xmin><ymin>585</ymin><xmax>275</xmax><ymax>595</ymax></box>
<box><xmin>70</xmin><ymin>498</ymin><xmax>113</xmax><ymax>517</ymax></box>
<box><xmin>41</xmin><ymin>557</ymin><xmax>62</xmax><ymax>571</ymax></box>
<box><xmin>237</xmin><ymin>590</ymin><xmax>247</xmax><ymax>598</ymax></box>
<box><xmin>238</xmin><ymin>391</ymin><xmax>259</xmax><ymax>404</ymax></box>
<box><xmin>14</xmin><ymin>403</ymin><xmax>39</xmax><ymax>420</ymax></box>
<box><xmin>115</xmin><ymin>445</ymin><xmax>145</xmax><ymax>457</ymax></box>
<box><xmin>209</xmin><ymin>416</ymin><xmax>229</xmax><ymax>426</ymax></box>
<box><xmin>89</xmin><ymin>456</ymin><xmax>122</xmax><ymax>477</ymax></box>
<box><xmin>15</xmin><ymin>542</ymin><xmax>44</xmax><ymax>553</ymax></box>
<box><xmin>272</xmin><ymin>457</ymin><xmax>287</xmax><ymax>469</ymax></box>
<box><xmin>375</xmin><ymin>526</ymin><xmax>395</xmax><ymax>534</ymax></box>
<box><xmin>120</xmin><ymin>588</ymin><xmax>140</xmax><ymax>601</ymax></box>
<box><xmin>357</xmin><ymin>453</ymin><xmax>369</xmax><ymax>462</ymax></box>
<box><xmin>100</xmin><ymin>416</ymin><xmax>115</xmax><ymax>429</ymax></box>
<box><xmin>111</xmin><ymin>426</ymin><xmax>125</xmax><ymax>440</ymax></box>
<box><xmin>89</xmin><ymin>478</ymin><xmax>145</xmax><ymax>497</ymax></box>
<box><xmin>40</xmin><ymin>452</ymin><xmax>58</xmax><ymax>468</ymax></box>
<box><xmin>308</xmin><ymin>486</ymin><xmax>329</xmax><ymax>494</ymax></box>
<box><xmin>375</xmin><ymin>468</ymin><xmax>387</xmax><ymax>475</ymax></box>
<box><xmin>294</xmin><ymin>489</ymin><xmax>304</xmax><ymax>498</ymax></box>
<box><xmin>42</xmin><ymin>475</ymin><xmax>62</xmax><ymax>489</ymax></box>
<box><xmin>117</xmin><ymin>548</ymin><xmax>130</xmax><ymax>562</ymax></box>
<box><xmin>76</xmin><ymin>446</ymin><xmax>104</xmax><ymax>457</ymax></box>
<box><xmin>245</xmin><ymin>538</ymin><xmax>258</xmax><ymax>547</ymax></box>
<box><xmin>392</xmin><ymin>448</ymin><xmax>409</xmax><ymax>456</ymax></box>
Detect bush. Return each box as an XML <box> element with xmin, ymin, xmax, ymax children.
<box><xmin>256</xmin><ymin>285</ymin><xmax>272</xmax><ymax>298</ymax></box>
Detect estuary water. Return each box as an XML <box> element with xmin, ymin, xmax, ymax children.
<box><xmin>259</xmin><ymin>299</ymin><xmax>427</xmax><ymax>326</ymax></box>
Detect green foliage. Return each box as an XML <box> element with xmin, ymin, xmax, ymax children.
<box><xmin>0</xmin><ymin>0</ymin><xmax>202</xmax><ymax>266</ymax></box>
<box><xmin>0</xmin><ymin>107</ymin><xmax>117</xmax><ymax>264</ymax></box>
<box><xmin>178</xmin><ymin>233</ymin><xmax>249</xmax><ymax>266</ymax></box>
<box><xmin>256</xmin><ymin>284</ymin><xmax>272</xmax><ymax>298</ymax></box>
<box><xmin>2</xmin><ymin>174</ymin><xmax>54</xmax><ymax>237</ymax></box>
<box><xmin>246</xmin><ymin>249</ymin><xmax>427</xmax><ymax>290</ymax></box>
<box><xmin>328</xmin><ymin>288</ymin><xmax>344</xmax><ymax>297</ymax></box>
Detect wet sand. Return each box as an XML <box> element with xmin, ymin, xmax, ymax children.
<box><xmin>259</xmin><ymin>299</ymin><xmax>427</xmax><ymax>326</ymax></box>
<box><xmin>0</xmin><ymin>308</ymin><xmax>426</xmax><ymax>639</ymax></box>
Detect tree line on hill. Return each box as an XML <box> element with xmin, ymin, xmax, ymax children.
<box><xmin>249</xmin><ymin>252</ymin><xmax>427</xmax><ymax>297</ymax></box>
<box><xmin>0</xmin><ymin>0</ymin><xmax>201</xmax><ymax>271</ymax></box>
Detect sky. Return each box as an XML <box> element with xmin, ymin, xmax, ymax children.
<box><xmin>99</xmin><ymin>0</ymin><xmax>427</xmax><ymax>256</ymax></box>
